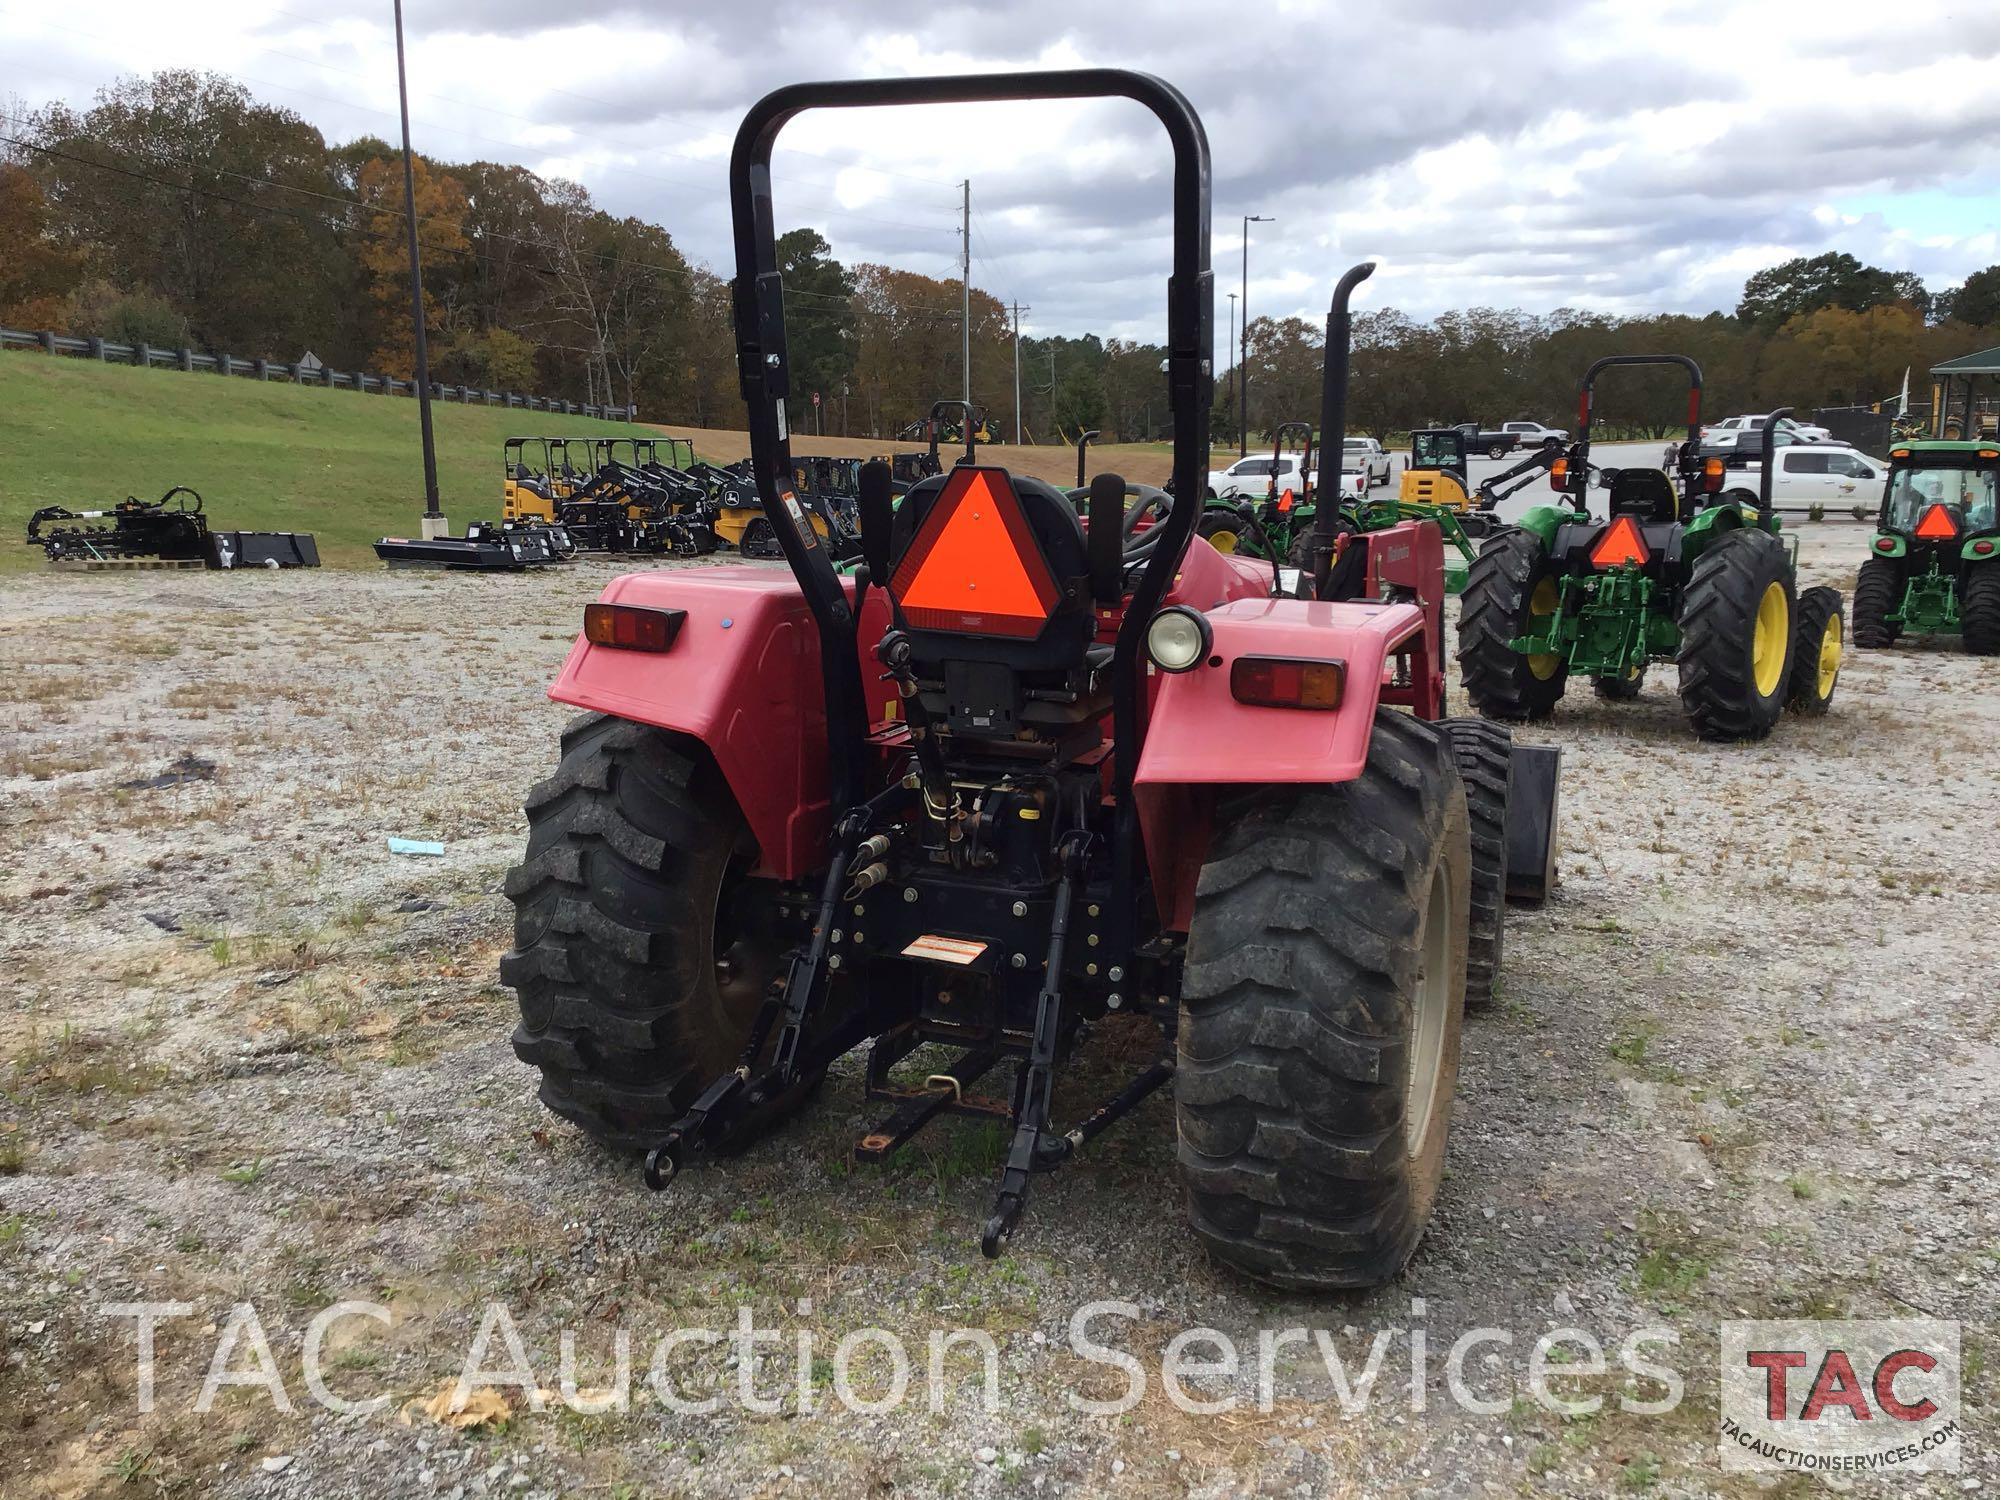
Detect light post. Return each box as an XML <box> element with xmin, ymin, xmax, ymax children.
<box><xmin>1225</xmin><ymin>291</ymin><xmax>1236</xmax><ymax>450</ymax></box>
<box><xmin>1240</xmin><ymin>213</ymin><xmax>1272</xmax><ymax>457</ymax></box>
<box><xmin>393</xmin><ymin>0</ymin><xmax>444</xmax><ymax>537</ymax></box>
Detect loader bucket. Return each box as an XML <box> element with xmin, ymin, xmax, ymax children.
<box><xmin>1504</xmin><ymin>743</ymin><xmax>1560</xmax><ymax>905</ymax></box>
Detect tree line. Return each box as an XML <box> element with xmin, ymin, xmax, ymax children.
<box><xmin>0</xmin><ymin>69</ymin><xmax>1993</xmax><ymax>442</ymax></box>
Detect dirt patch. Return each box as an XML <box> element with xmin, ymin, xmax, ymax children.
<box><xmin>0</xmin><ymin>533</ymin><xmax>1992</xmax><ymax>1498</ymax></box>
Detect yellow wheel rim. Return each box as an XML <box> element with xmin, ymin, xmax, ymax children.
<box><xmin>1752</xmin><ymin>581</ymin><xmax>1789</xmax><ymax>697</ymax></box>
<box><xmin>1816</xmin><ymin>611</ymin><xmax>1842</xmax><ymax>698</ymax></box>
<box><xmin>1210</xmin><ymin>528</ymin><xmax>1239</xmax><ymax>554</ymax></box>
<box><xmin>1527</xmin><ymin>577</ymin><xmax>1563</xmax><ymax>681</ymax></box>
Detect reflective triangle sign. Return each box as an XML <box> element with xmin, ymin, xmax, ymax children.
<box><xmin>889</xmin><ymin>468</ymin><xmax>1060</xmax><ymax>638</ymax></box>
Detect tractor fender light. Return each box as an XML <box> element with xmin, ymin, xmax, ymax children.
<box><xmin>1230</xmin><ymin>655</ymin><xmax>1345</xmax><ymax>710</ymax></box>
<box><xmin>1875</xmin><ymin>538</ymin><xmax>1898</xmax><ymax>552</ymax></box>
<box><xmin>1980</xmin><ymin>449</ymin><xmax>1998</xmax><ymax>460</ymax></box>
<box><xmin>1974</xmin><ymin>539</ymin><xmax>1996</xmax><ymax>556</ymax></box>
<box><xmin>1890</xmin><ymin>448</ymin><xmax>1911</xmax><ymax>460</ymax></box>
<box><xmin>1145</xmin><ymin>606</ymin><xmax>1212</xmax><ymax>673</ymax></box>
<box><xmin>584</xmin><ymin>602</ymin><xmax>686</xmax><ymax>651</ymax></box>
<box><xmin>1549</xmin><ymin>457</ymin><xmax>1568</xmax><ymax>492</ymax></box>
<box><xmin>1702</xmin><ymin>457</ymin><xmax>1725</xmax><ymax>492</ymax></box>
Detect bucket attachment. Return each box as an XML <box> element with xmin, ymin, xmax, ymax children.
<box><xmin>1504</xmin><ymin>743</ymin><xmax>1561</xmax><ymax>904</ymax></box>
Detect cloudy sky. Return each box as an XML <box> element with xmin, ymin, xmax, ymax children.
<box><xmin>4</xmin><ymin>0</ymin><xmax>1996</xmax><ymax>361</ymax></box>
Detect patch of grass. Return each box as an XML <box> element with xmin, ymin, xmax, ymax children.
<box><xmin>0</xmin><ymin>1214</ymin><xmax>25</xmax><ymax>1248</ymax></box>
<box><xmin>0</xmin><ymin>1137</ymin><xmax>24</xmax><ymax>1174</ymax></box>
<box><xmin>1608</xmin><ymin>1024</ymin><xmax>1655</xmax><ymax>1065</ymax></box>
<box><xmin>1620</xmin><ymin>1452</ymin><xmax>1662</xmax><ymax>1490</ymax></box>
<box><xmin>220</xmin><ymin>1159</ymin><xmax>270</xmax><ymax>1186</ymax></box>
<box><xmin>1786</xmin><ymin>1173</ymin><xmax>1817</xmax><ymax>1200</ymax></box>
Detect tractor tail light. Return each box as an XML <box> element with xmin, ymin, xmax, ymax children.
<box><xmin>1590</xmin><ymin>516</ymin><xmax>1650</xmax><ymax>569</ymax></box>
<box><xmin>1549</xmin><ymin>458</ymin><xmax>1568</xmax><ymax>492</ymax></box>
<box><xmin>1875</xmin><ymin>537</ymin><xmax>1898</xmax><ymax>553</ymax></box>
<box><xmin>584</xmin><ymin>603</ymin><xmax>686</xmax><ymax>651</ymax></box>
<box><xmin>1914</xmin><ymin>504</ymin><xmax>1958</xmax><ymax>541</ymax></box>
<box><xmin>1973</xmin><ymin>539</ymin><xmax>1996</xmax><ymax>556</ymax></box>
<box><xmin>1230</xmin><ymin>656</ymin><xmax>1345</xmax><ymax>710</ymax></box>
<box><xmin>1703</xmin><ymin>457</ymin><xmax>1725</xmax><ymax>492</ymax></box>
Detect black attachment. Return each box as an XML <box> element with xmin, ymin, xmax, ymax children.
<box><xmin>858</xmin><ymin>459</ymin><xmax>895</xmax><ymax>582</ymax></box>
<box><xmin>1087</xmin><ymin>472</ymin><xmax>1126</xmax><ymax>605</ymax></box>
<box><xmin>1075</xmin><ymin>428</ymin><xmax>1101</xmax><ymax>488</ymax></box>
<box><xmin>1311</xmin><ymin>262</ymin><xmax>1375</xmax><ymax>600</ymax></box>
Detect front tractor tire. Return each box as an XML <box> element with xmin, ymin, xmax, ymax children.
<box><xmin>1787</xmin><ymin>587</ymin><xmax>1843</xmax><ymax>715</ymax></box>
<box><xmin>1177</xmin><ymin>712</ymin><xmax>1471</xmax><ymax>1290</ymax></box>
<box><xmin>1851</xmin><ymin>556</ymin><xmax>1902</xmax><ymax>648</ymax></box>
<box><xmin>1457</xmin><ymin>527</ymin><xmax>1570</xmax><ymax>721</ymax></box>
<box><xmin>1962</xmin><ymin>566</ymin><xmax>1999</xmax><ymax>655</ymax></box>
<box><xmin>1676</xmin><ymin>530</ymin><xmax>1795</xmax><ymax>742</ymax></box>
<box><xmin>501</xmin><ymin>715</ymin><xmax>785</xmax><ymax>1151</ymax></box>
<box><xmin>1438</xmin><ymin>717</ymin><xmax>1511</xmax><ymax>1010</ymax></box>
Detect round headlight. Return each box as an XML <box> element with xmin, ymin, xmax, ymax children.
<box><xmin>1146</xmin><ymin>606</ymin><xmax>1211</xmax><ymax>673</ymax></box>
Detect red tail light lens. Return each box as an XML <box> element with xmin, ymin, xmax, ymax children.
<box><xmin>1875</xmin><ymin>537</ymin><xmax>1898</xmax><ymax>552</ymax></box>
<box><xmin>1703</xmin><ymin>458</ymin><xmax>1725</xmax><ymax>493</ymax></box>
<box><xmin>1229</xmin><ymin>656</ymin><xmax>1345</xmax><ymax>710</ymax></box>
<box><xmin>585</xmin><ymin>603</ymin><xmax>686</xmax><ymax>651</ymax></box>
<box><xmin>1972</xmin><ymin>539</ymin><xmax>1995</xmax><ymax>556</ymax></box>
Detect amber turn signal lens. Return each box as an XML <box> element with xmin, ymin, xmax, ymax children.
<box><xmin>584</xmin><ymin>603</ymin><xmax>686</xmax><ymax>651</ymax></box>
<box><xmin>1229</xmin><ymin>656</ymin><xmax>1345</xmax><ymax>710</ymax></box>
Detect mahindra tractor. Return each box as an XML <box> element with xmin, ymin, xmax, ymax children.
<box><xmin>1852</xmin><ymin>440</ymin><xmax>1999</xmax><ymax>654</ymax></box>
<box><xmin>500</xmin><ymin>70</ymin><xmax>1555</xmax><ymax>1289</ymax></box>
<box><xmin>1457</xmin><ymin>359</ymin><xmax>1845</xmax><ymax>740</ymax></box>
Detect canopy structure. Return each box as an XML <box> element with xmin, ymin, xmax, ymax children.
<box><xmin>1929</xmin><ymin>347</ymin><xmax>1998</xmax><ymax>440</ymax></box>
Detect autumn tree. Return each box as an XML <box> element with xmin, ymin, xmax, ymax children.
<box><xmin>353</xmin><ymin>154</ymin><xmax>468</xmax><ymax>378</ymax></box>
<box><xmin>0</xmin><ymin>164</ymin><xmax>84</xmax><ymax>327</ymax></box>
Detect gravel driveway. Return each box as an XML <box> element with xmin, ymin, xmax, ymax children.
<box><xmin>1</xmin><ymin>524</ymin><xmax>1993</xmax><ymax>1498</ymax></box>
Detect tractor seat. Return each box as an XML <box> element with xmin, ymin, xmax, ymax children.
<box><xmin>1606</xmin><ymin>468</ymin><xmax>1679</xmax><ymax>522</ymax></box>
<box><xmin>884</xmin><ymin>467</ymin><xmax>1103</xmax><ymax>754</ymax></box>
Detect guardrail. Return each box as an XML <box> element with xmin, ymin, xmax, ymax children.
<box><xmin>0</xmin><ymin>326</ymin><xmax>636</xmax><ymax>421</ymax></box>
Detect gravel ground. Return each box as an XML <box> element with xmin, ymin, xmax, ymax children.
<box><xmin>0</xmin><ymin>513</ymin><xmax>1994</xmax><ymax>1499</ymax></box>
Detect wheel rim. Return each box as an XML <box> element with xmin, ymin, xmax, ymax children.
<box><xmin>1527</xmin><ymin>577</ymin><xmax>1563</xmax><ymax>680</ymax></box>
<box><xmin>1406</xmin><ymin>863</ymin><xmax>1452</xmax><ymax>1157</ymax></box>
<box><xmin>1816</xmin><ymin>611</ymin><xmax>1842</xmax><ymax>697</ymax></box>
<box><xmin>1752</xmin><ymin>581</ymin><xmax>1789</xmax><ymax>696</ymax></box>
<box><xmin>1209</xmin><ymin>528</ymin><xmax>1240</xmax><ymax>554</ymax></box>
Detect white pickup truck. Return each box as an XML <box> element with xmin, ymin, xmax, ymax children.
<box><xmin>1206</xmin><ymin>452</ymin><xmax>1370</xmax><ymax>501</ymax></box>
<box><xmin>1704</xmin><ymin>413</ymin><xmax>1837</xmax><ymax>447</ymax></box>
<box><xmin>1713</xmin><ymin>443</ymin><xmax>1885</xmax><ymax>515</ymax></box>
<box><xmin>1499</xmin><ymin>420</ymin><xmax>1568</xmax><ymax>449</ymax></box>
<box><xmin>1342</xmin><ymin>437</ymin><xmax>1392</xmax><ymax>489</ymax></box>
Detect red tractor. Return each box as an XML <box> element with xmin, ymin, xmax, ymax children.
<box><xmin>501</xmin><ymin>70</ymin><xmax>1557</xmax><ymax>1289</ymax></box>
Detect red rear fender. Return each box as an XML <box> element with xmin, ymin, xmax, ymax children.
<box><xmin>546</xmin><ymin>567</ymin><xmax>890</xmax><ymax>879</ymax></box>
<box><xmin>1133</xmin><ymin>596</ymin><xmax>1426</xmax><ymax>931</ymax></box>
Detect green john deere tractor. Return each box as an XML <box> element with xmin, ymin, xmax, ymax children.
<box><xmin>1457</xmin><ymin>358</ymin><xmax>1844</xmax><ymax>740</ymax></box>
<box><xmin>1852</xmin><ymin>440</ymin><xmax>1999</xmax><ymax>654</ymax></box>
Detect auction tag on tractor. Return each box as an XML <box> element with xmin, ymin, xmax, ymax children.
<box><xmin>902</xmin><ymin>935</ymin><xmax>988</xmax><ymax>966</ymax></box>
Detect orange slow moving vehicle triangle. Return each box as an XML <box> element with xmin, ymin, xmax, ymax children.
<box><xmin>1590</xmin><ymin>513</ymin><xmax>1650</xmax><ymax>568</ymax></box>
<box><xmin>1914</xmin><ymin>503</ymin><xmax>1958</xmax><ymax>540</ymax></box>
<box><xmin>891</xmin><ymin>468</ymin><xmax>1059</xmax><ymax>638</ymax></box>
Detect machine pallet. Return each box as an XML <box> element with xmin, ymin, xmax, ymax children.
<box><xmin>48</xmin><ymin>556</ymin><xmax>208</xmax><ymax>573</ymax></box>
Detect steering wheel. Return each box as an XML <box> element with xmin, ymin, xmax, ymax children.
<box><xmin>1064</xmin><ymin>482</ymin><xmax>1174</xmax><ymax>555</ymax></box>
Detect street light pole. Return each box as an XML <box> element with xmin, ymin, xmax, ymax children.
<box><xmin>393</xmin><ymin>0</ymin><xmax>443</xmax><ymax>535</ymax></box>
<box><xmin>1240</xmin><ymin>213</ymin><xmax>1272</xmax><ymax>458</ymax></box>
<box><xmin>1225</xmin><ymin>291</ymin><xmax>1236</xmax><ymax>449</ymax></box>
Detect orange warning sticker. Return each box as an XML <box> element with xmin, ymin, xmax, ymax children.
<box><xmin>901</xmin><ymin>935</ymin><xmax>989</xmax><ymax>965</ymax></box>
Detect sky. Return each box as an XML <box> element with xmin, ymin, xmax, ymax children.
<box><xmin>3</xmin><ymin>0</ymin><xmax>1997</xmax><ymax>367</ymax></box>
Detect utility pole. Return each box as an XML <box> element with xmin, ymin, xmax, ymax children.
<box><xmin>1240</xmin><ymin>213</ymin><xmax>1273</xmax><ymax>457</ymax></box>
<box><xmin>960</xmin><ymin>180</ymin><xmax>971</xmax><ymax>407</ymax></box>
<box><xmin>393</xmin><ymin>0</ymin><xmax>444</xmax><ymax>536</ymax></box>
<box><xmin>1010</xmin><ymin>301</ymin><xmax>1030</xmax><ymax>445</ymax></box>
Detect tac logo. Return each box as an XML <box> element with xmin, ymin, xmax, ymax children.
<box><xmin>1719</xmin><ymin>1320</ymin><xmax>1959</xmax><ymax>1474</ymax></box>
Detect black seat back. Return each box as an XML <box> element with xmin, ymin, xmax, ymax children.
<box><xmin>1607</xmin><ymin>468</ymin><xmax>1679</xmax><ymax>522</ymax></box>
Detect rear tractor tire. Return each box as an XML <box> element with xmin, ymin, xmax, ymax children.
<box><xmin>501</xmin><ymin>714</ymin><xmax>790</xmax><ymax>1151</ymax></box>
<box><xmin>1787</xmin><ymin>587</ymin><xmax>1843</xmax><ymax>714</ymax></box>
<box><xmin>1456</xmin><ymin>527</ymin><xmax>1570</xmax><ymax>721</ymax></box>
<box><xmin>1962</xmin><ymin>566</ymin><xmax>1999</xmax><ymax>656</ymax></box>
<box><xmin>1438</xmin><ymin>718</ymin><xmax>1511</xmax><ymax>1011</ymax></box>
<box><xmin>1851</xmin><ymin>556</ymin><xmax>1901</xmax><ymax>648</ymax></box>
<box><xmin>1177</xmin><ymin>711</ymin><xmax>1471</xmax><ymax>1290</ymax></box>
<box><xmin>1198</xmin><ymin>508</ymin><xmax>1250</xmax><ymax>556</ymax></box>
<box><xmin>1676</xmin><ymin>529</ymin><xmax>1795</xmax><ymax>742</ymax></box>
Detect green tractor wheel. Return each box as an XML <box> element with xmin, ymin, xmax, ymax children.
<box><xmin>1197</xmin><ymin>508</ymin><xmax>1250</xmax><ymax>556</ymax></box>
<box><xmin>1963</xmin><ymin>567</ymin><xmax>1999</xmax><ymax>656</ymax></box>
<box><xmin>1676</xmin><ymin>529</ymin><xmax>1796</xmax><ymax>741</ymax></box>
<box><xmin>1456</xmin><ymin>527</ymin><xmax>1570</xmax><ymax>721</ymax></box>
<box><xmin>1787</xmin><ymin>587</ymin><xmax>1844</xmax><ymax>715</ymax></box>
<box><xmin>1851</xmin><ymin>556</ymin><xmax>1901</xmax><ymax>648</ymax></box>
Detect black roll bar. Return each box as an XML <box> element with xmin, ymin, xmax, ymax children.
<box><xmin>1568</xmin><ymin>354</ymin><xmax>1704</xmax><ymax>503</ymax></box>
<box><xmin>1266</xmin><ymin>420</ymin><xmax>1314</xmax><ymax>502</ymax></box>
<box><xmin>1075</xmin><ymin>428</ymin><xmax>1101</xmax><ymax>488</ymax></box>
<box><xmin>728</xmin><ymin>71</ymin><xmax>1213</xmax><ymax>819</ymax></box>
<box><xmin>1309</xmin><ymin>262</ymin><xmax>1374</xmax><ymax>599</ymax></box>
<box><xmin>1757</xmin><ymin>407</ymin><xmax>1790</xmax><ymax>515</ymax></box>
<box><xmin>928</xmin><ymin>399</ymin><xmax>982</xmax><ymax>467</ymax></box>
